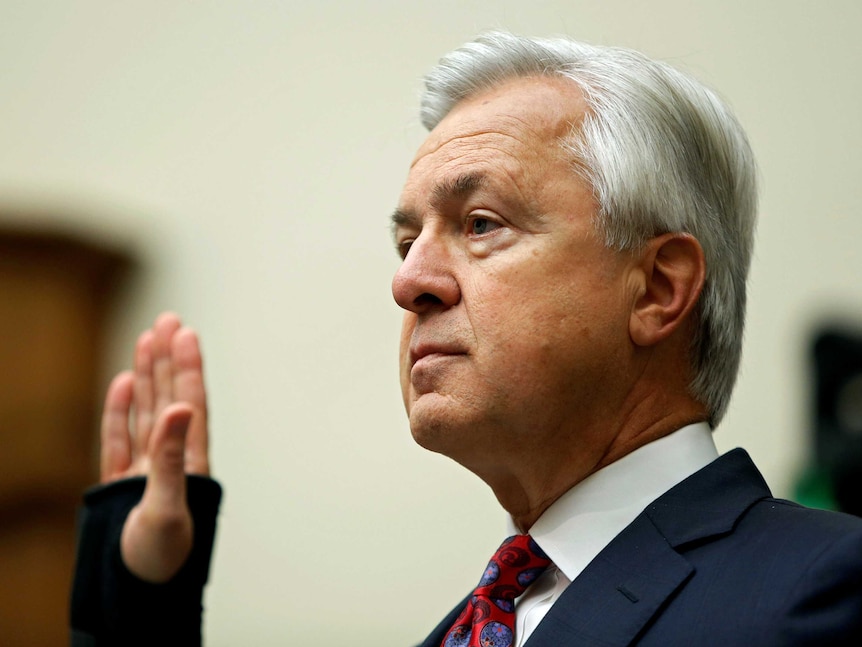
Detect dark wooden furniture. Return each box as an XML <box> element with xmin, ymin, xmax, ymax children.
<box><xmin>0</xmin><ymin>228</ymin><xmax>131</xmax><ymax>646</ymax></box>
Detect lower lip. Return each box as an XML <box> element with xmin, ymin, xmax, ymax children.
<box><xmin>410</xmin><ymin>353</ymin><xmax>463</xmax><ymax>391</ymax></box>
<box><xmin>412</xmin><ymin>352</ymin><xmax>462</xmax><ymax>371</ymax></box>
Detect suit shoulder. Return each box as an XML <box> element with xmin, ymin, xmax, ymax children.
<box><xmin>652</xmin><ymin>497</ymin><xmax>862</xmax><ymax>645</ymax></box>
<box><xmin>742</xmin><ymin>496</ymin><xmax>862</xmax><ymax>541</ymax></box>
<box><xmin>716</xmin><ymin>496</ymin><xmax>862</xmax><ymax>597</ymax></box>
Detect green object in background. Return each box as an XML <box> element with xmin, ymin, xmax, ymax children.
<box><xmin>794</xmin><ymin>467</ymin><xmax>837</xmax><ymax>511</ymax></box>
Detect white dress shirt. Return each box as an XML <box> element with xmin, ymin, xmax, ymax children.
<box><xmin>507</xmin><ymin>422</ymin><xmax>719</xmax><ymax>646</ymax></box>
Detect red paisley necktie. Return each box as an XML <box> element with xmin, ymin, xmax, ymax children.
<box><xmin>441</xmin><ymin>535</ymin><xmax>551</xmax><ymax>647</ymax></box>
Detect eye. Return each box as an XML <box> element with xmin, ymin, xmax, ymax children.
<box><xmin>397</xmin><ymin>239</ymin><xmax>414</xmax><ymax>259</ymax></box>
<box><xmin>469</xmin><ymin>216</ymin><xmax>502</xmax><ymax>236</ymax></box>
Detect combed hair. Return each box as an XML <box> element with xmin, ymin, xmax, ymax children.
<box><xmin>421</xmin><ymin>32</ymin><xmax>757</xmax><ymax>427</ymax></box>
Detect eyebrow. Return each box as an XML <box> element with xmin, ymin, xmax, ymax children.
<box><xmin>390</xmin><ymin>172</ymin><xmax>486</xmax><ymax>233</ymax></box>
<box><xmin>432</xmin><ymin>171</ymin><xmax>485</xmax><ymax>205</ymax></box>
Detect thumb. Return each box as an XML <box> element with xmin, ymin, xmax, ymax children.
<box><xmin>144</xmin><ymin>403</ymin><xmax>194</xmax><ymax>512</ymax></box>
<box><xmin>121</xmin><ymin>404</ymin><xmax>195</xmax><ymax>583</ymax></box>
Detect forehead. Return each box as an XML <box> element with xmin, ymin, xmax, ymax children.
<box><xmin>412</xmin><ymin>75</ymin><xmax>586</xmax><ymax>167</ymax></box>
<box><xmin>402</xmin><ymin>76</ymin><xmax>588</xmax><ymax>207</ymax></box>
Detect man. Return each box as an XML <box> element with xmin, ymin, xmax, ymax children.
<box><xmin>71</xmin><ymin>32</ymin><xmax>862</xmax><ymax>646</ymax></box>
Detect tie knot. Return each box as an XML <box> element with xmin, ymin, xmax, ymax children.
<box><xmin>475</xmin><ymin>535</ymin><xmax>551</xmax><ymax>602</ymax></box>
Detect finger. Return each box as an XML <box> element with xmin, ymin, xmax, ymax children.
<box><xmin>152</xmin><ymin>312</ymin><xmax>182</xmax><ymax>418</ymax></box>
<box><xmin>100</xmin><ymin>371</ymin><xmax>134</xmax><ymax>482</ymax></box>
<box><xmin>171</xmin><ymin>327</ymin><xmax>210</xmax><ymax>475</ymax></box>
<box><xmin>133</xmin><ymin>330</ymin><xmax>155</xmax><ymax>456</ymax></box>
<box><xmin>121</xmin><ymin>402</ymin><xmax>194</xmax><ymax>583</ymax></box>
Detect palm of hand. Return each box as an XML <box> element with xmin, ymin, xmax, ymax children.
<box><xmin>100</xmin><ymin>312</ymin><xmax>210</xmax><ymax>583</ymax></box>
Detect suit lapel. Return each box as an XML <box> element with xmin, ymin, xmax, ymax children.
<box><xmin>524</xmin><ymin>511</ymin><xmax>693</xmax><ymax>646</ymax></box>
<box><xmin>642</xmin><ymin>448</ymin><xmax>771</xmax><ymax>548</ymax></box>
<box><xmin>523</xmin><ymin>449</ymin><xmax>772</xmax><ymax>647</ymax></box>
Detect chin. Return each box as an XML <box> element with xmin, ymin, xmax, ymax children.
<box><xmin>408</xmin><ymin>394</ymin><xmax>493</xmax><ymax>466</ymax></box>
<box><xmin>408</xmin><ymin>396</ymin><xmax>461</xmax><ymax>453</ymax></box>
<box><xmin>408</xmin><ymin>411</ymin><xmax>448</xmax><ymax>453</ymax></box>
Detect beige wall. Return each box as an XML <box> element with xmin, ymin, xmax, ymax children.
<box><xmin>1</xmin><ymin>1</ymin><xmax>860</xmax><ymax>643</ymax></box>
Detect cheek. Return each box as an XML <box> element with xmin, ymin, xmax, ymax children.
<box><xmin>399</xmin><ymin>314</ymin><xmax>417</xmax><ymax>410</ymax></box>
<box><xmin>476</xmin><ymin>273</ymin><xmax>609</xmax><ymax>379</ymax></box>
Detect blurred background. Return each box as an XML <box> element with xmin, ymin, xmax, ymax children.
<box><xmin>0</xmin><ymin>0</ymin><xmax>860</xmax><ymax>644</ymax></box>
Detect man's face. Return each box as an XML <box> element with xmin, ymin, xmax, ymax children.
<box><xmin>392</xmin><ymin>76</ymin><xmax>640</xmax><ymax>476</ymax></box>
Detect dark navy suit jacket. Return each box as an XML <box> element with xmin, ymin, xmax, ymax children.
<box><xmin>419</xmin><ymin>449</ymin><xmax>862</xmax><ymax>646</ymax></box>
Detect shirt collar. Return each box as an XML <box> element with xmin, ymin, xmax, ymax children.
<box><xmin>507</xmin><ymin>422</ymin><xmax>718</xmax><ymax>582</ymax></box>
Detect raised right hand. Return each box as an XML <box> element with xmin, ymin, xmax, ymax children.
<box><xmin>100</xmin><ymin>312</ymin><xmax>210</xmax><ymax>583</ymax></box>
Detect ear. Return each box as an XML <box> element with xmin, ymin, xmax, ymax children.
<box><xmin>629</xmin><ymin>233</ymin><xmax>706</xmax><ymax>347</ymax></box>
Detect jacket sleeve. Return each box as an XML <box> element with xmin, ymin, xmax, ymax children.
<box><xmin>70</xmin><ymin>476</ymin><xmax>222</xmax><ymax>647</ymax></box>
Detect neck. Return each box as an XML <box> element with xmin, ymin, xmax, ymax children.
<box><xmin>482</xmin><ymin>400</ymin><xmax>708</xmax><ymax>532</ymax></box>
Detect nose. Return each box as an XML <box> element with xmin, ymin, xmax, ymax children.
<box><xmin>391</xmin><ymin>232</ymin><xmax>460</xmax><ymax>313</ymax></box>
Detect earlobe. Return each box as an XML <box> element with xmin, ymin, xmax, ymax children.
<box><xmin>629</xmin><ymin>233</ymin><xmax>706</xmax><ymax>347</ymax></box>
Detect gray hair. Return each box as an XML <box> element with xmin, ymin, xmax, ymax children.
<box><xmin>421</xmin><ymin>32</ymin><xmax>757</xmax><ymax>427</ymax></box>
